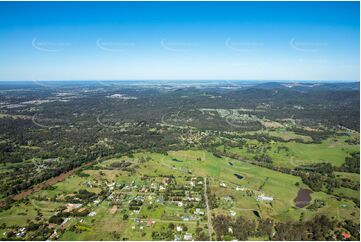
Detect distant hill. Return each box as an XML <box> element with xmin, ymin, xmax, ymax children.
<box><xmin>252</xmin><ymin>82</ymin><xmax>360</xmax><ymax>92</ymax></box>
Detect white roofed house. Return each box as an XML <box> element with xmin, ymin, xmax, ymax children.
<box><xmin>194</xmin><ymin>208</ymin><xmax>204</xmax><ymax>215</ymax></box>
<box><xmin>184</xmin><ymin>233</ymin><xmax>193</xmax><ymax>241</ymax></box>
<box><xmin>257</xmin><ymin>194</ymin><xmax>273</xmax><ymax>202</ymax></box>
<box><xmin>150</xmin><ymin>182</ymin><xmax>157</xmax><ymax>190</ymax></box>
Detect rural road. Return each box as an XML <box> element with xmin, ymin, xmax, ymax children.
<box><xmin>129</xmin><ymin>217</ymin><xmax>207</xmax><ymax>225</ymax></box>
<box><xmin>203</xmin><ymin>177</ymin><xmax>213</xmax><ymax>240</ymax></box>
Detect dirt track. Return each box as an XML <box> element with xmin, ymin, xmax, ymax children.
<box><xmin>12</xmin><ymin>162</ymin><xmax>93</xmax><ymax>201</ymax></box>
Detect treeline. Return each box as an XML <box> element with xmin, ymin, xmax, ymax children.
<box><xmin>339</xmin><ymin>152</ymin><xmax>360</xmax><ymax>174</ymax></box>
<box><xmin>213</xmin><ymin>214</ymin><xmax>360</xmax><ymax>241</ymax></box>
<box><xmin>213</xmin><ymin>215</ymin><xmax>273</xmax><ymax>240</ymax></box>
<box><xmin>288</xmin><ymin>127</ymin><xmax>336</xmax><ymax>143</ymax></box>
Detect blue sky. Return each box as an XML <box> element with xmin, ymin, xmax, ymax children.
<box><xmin>0</xmin><ymin>1</ymin><xmax>359</xmax><ymax>81</ymax></box>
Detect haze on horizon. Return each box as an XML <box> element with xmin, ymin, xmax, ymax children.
<box><xmin>0</xmin><ymin>1</ymin><xmax>359</xmax><ymax>82</ymax></box>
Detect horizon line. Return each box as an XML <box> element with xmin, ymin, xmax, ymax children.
<box><xmin>0</xmin><ymin>80</ymin><xmax>359</xmax><ymax>83</ymax></box>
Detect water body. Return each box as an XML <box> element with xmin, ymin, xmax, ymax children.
<box><xmin>234</xmin><ymin>173</ymin><xmax>244</xmax><ymax>180</ymax></box>
<box><xmin>294</xmin><ymin>188</ymin><xmax>312</xmax><ymax>208</ymax></box>
<box><xmin>171</xmin><ymin>158</ymin><xmax>183</xmax><ymax>162</ymax></box>
<box><xmin>228</xmin><ymin>162</ymin><xmax>233</xmax><ymax>166</ymax></box>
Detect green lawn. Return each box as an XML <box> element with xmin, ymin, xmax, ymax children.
<box><xmin>227</xmin><ymin>135</ymin><xmax>359</xmax><ymax>168</ymax></box>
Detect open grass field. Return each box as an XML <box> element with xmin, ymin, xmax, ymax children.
<box><xmin>226</xmin><ymin>134</ymin><xmax>359</xmax><ymax>169</ymax></box>
<box><xmin>159</xmin><ymin>150</ymin><xmax>359</xmax><ymax>223</ymax></box>
<box><xmin>335</xmin><ymin>172</ymin><xmax>360</xmax><ymax>183</ymax></box>
<box><xmin>246</xmin><ymin>129</ymin><xmax>313</xmax><ymax>142</ymax></box>
<box><xmin>33</xmin><ymin>174</ymin><xmax>102</xmax><ymax>200</ymax></box>
<box><xmin>0</xmin><ymin>200</ymin><xmax>65</xmax><ymax>227</ymax></box>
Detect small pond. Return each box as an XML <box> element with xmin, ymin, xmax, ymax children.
<box><xmin>234</xmin><ymin>173</ymin><xmax>244</xmax><ymax>180</ymax></box>
<box><xmin>294</xmin><ymin>188</ymin><xmax>312</xmax><ymax>208</ymax></box>
<box><xmin>171</xmin><ymin>158</ymin><xmax>183</xmax><ymax>162</ymax></box>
